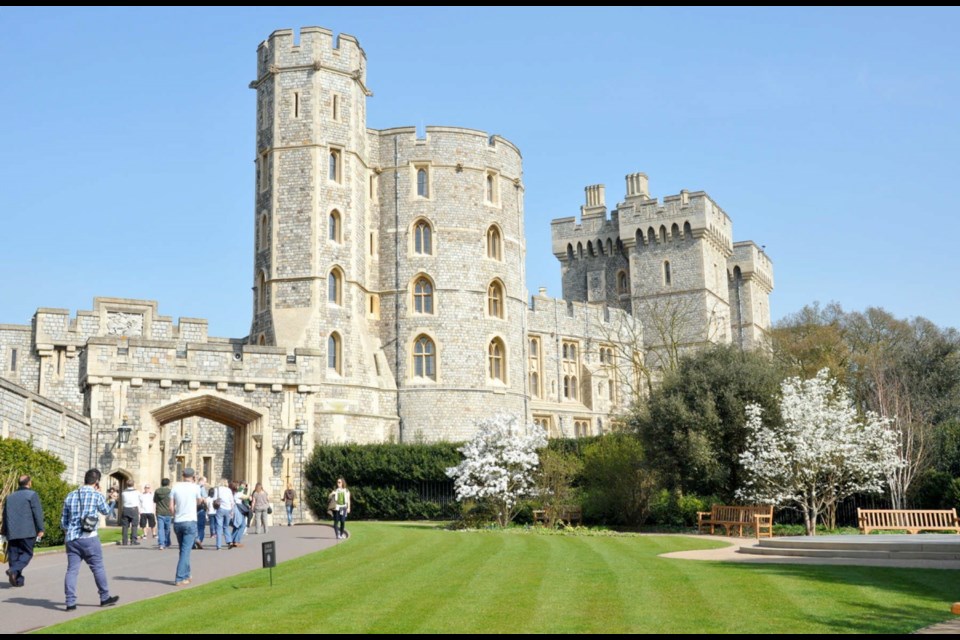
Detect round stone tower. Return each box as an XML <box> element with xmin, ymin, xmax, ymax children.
<box><xmin>372</xmin><ymin>126</ymin><xmax>526</xmax><ymax>441</ymax></box>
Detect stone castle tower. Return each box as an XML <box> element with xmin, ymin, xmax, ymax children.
<box><xmin>552</xmin><ymin>174</ymin><xmax>773</xmax><ymax>368</ymax></box>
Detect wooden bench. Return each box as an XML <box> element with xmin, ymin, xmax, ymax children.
<box><xmin>697</xmin><ymin>505</ymin><xmax>774</xmax><ymax>539</ymax></box>
<box><xmin>533</xmin><ymin>506</ymin><xmax>583</xmax><ymax>527</ymax></box>
<box><xmin>857</xmin><ymin>508</ymin><xmax>960</xmax><ymax>535</ymax></box>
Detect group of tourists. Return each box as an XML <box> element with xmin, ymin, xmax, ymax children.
<box><xmin>1</xmin><ymin>469</ymin><xmax>351</xmax><ymax>612</ymax></box>
<box><xmin>108</xmin><ymin>477</ymin><xmax>298</xmax><ymax>551</ymax></box>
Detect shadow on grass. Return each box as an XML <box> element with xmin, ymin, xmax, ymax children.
<box><xmin>713</xmin><ymin>561</ymin><xmax>960</xmax><ymax>633</ymax></box>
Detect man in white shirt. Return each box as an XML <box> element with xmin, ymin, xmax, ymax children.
<box><xmin>138</xmin><ymin>484</ymin><xmax>156</xmax><ymax>542</ymax></box>
<box><xmin>213</xmin><ymin>479</ymin><xmax>234</xmax><ymax>551</ymax></box>
<box><xmin>119</xmin><ymin>481</ymin><xmax>140</xmax><ymax>546</ymax></box>
<box><xmin>169</xmin><ymin>468</ymin><xmax>201</xmax><ymax>586</ymax></box>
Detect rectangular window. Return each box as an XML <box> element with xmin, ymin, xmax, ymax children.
<box><xmin>293</xmin><ymin>91</ymin><xmax>300</xmax><ymax>119</ymax></box>
<box><xmin>10</xmin><ymin>348</ymin><xmax>17</xmax><ymax>372</ymax></box>
<box><xmin>414</xmin><ymin>165</ymin><xmax>429</xmax><ymax>198</ymax></box>
<box><xmin>528</xmin><ymin>335</ymin><xmax>543</xmax><ymax>399</ymax></box>
<box><xmin>203</xmin><ymin>456</ymin><xmax>213</xmax><ymax>482</ymax></box>
<box><xmin>329</xmin><ymin>148</ymin><xmax>342</xmax><ymax>183</ymax></box>
<box><xmin>259</xmin><ymin>153</ymin><xmax>269</xmax><ymax>192</ymax></box>
<box><xmin>332</xmin><ymin>94</ymin><xmax>340</xmax><ymax>121</ymax></box>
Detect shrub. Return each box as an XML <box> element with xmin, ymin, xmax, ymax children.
<box><xmin>648</xmin><ymin>490</ymin><xmax>719</xmax><ymax>527</ymax></box>
<box><xmin>908</xmin><ymin>469</ymin><xmax>954</xmax><ymax>509</ymax></box>
<box><xmin>580</xmin><ymin>435</ymin><xmax>658</xmax><ymax>526</ymax></box>
<box><xmin>0</xmin><ymin>438</ymin><xmax>72</xmax><ymax>547</ymax></box>
<box><xmin>304</xmin><ymin>442</ymin><xmax>462</xmax><ymax>520</ymax></box>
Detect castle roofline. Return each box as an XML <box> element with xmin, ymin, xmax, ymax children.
<box><xmin>372</xmin><ymin>126</ymin><xmax>521</xmax><ymax>158</ymax></box>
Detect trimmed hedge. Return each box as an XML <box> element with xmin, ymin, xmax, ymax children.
<box><xmin>304</xmin><ymin>443</ymin><xmax>463</xmax><ymax>520</ymax></box>
<box><xmin>0</xmin><ymin>437</ymin><xmax>73</xmax><ymax>546</ymax></box>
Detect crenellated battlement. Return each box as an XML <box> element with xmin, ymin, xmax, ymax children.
<box><xmin>33</xmin><ymin>298</ymin><xmax>214</xmax><ymax>348</ymax></box>
<box><xmin>730</xmin><ymin>241</ymin><xmax>775</xmax><ymax>292</ymax></box>
<box><xmin>528</xmin><ymin>290</ymin><xmax>635</xmax><ymax>331</ymax></box>
<box><xmin>255</xmin><ymin>26</ymin><xmax>367</xmax><ymax>87</ymax></box>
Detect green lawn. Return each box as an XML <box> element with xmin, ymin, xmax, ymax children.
<box><xmin>42</xmin><ymin>522</ymin><xmax>960</xmax><ymax>634</ymax></box>
<box><xmin>36</xmin><ymin>528</ymin><xmax>122</xmax><ymax>553</ymax></box>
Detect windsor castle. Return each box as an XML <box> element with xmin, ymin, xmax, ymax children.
<box><xmin>0</xmin><ymin>27</ymin><xmax>773</xmax><ymax>499</ymax></box>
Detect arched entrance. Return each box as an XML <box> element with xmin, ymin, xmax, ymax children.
<box><xmin>146</xmin><ymin>394</ymin><xmax>269</xmax><ymax>487</ymax></box>
<box><xmin>105</xmin><ymin>468</ymin><xmax>132</xmax><ymax>526</ymax></box>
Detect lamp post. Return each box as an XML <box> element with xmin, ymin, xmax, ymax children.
<box><xmin>291</xmin><ymin>423</ymin><xmax>305</xmax><ymax>522</ymax></box>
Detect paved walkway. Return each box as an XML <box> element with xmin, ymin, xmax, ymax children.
<box><xmin>0</xmin><ymin>523</ymin><xmax>341</xmax><ymax>634</ymax></box>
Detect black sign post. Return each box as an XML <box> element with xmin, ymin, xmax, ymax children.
<box><xmin>262</xmin><ymin>540</ymin><xmax>276</xmax><ymax>587</ymax></box>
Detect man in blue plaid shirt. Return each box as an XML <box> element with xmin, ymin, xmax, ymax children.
<box><xmin>60</xmin><ymin>468</ymin><xmax>119</xmax><ymax>611</ymax></box>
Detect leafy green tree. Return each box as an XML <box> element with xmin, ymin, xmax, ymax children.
<box><xmin>0</xmin><ymin>438</ymin><xmax>73</xmax><ymax>546</ymax></box>
<box><xmin>631</xmin><ymin>345</ymin><xmax>784</xmax><ymax>499</ymax></box>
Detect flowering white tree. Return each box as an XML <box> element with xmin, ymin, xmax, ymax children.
<box><xmin>738</xmin><ymin>369</ymin><xmax>902</xmax><ymax>536</ymax></box>
<box><xmin>446</xmin><ymin>414</ymin><xmax>547</xmax><ymax>527</ymax></box>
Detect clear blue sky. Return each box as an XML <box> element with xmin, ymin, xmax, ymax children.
<box><xmin>4</xmin><ymin>7</ymin><xmax>958</xmax><ymax>336</ymax></box>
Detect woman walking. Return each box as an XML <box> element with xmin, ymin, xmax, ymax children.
<box><xmin>250</xmin><ymin>483</ymin><xmax>270</xmax><ymax>534</ymax></box>
<box><xmin>329</xmin><ymin>478</ymin><xmax>351</xmax><ymax>540</ymax></box>
<box><xmin>282</xmin><ymin>484</ymin><xmax>296</xmax><ymax>526</ymax></box>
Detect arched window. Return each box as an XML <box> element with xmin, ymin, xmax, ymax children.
<box><xmin>683</xmin><ymin>221</ymin><xmax>692</xmax><ymax>239</ymax></box>
<box><xmin>659</xmin><ymin>225</ymin><xmax>667</xmax><ymax>243</ymax></box>
<box><xmin>647</xmin><ymin>228</ymin><xmax>656</xmax><ymax>244</ymax></box>
<box><xmin>577</xmin><ymin>242</ymin><xmax>583</xmax><ymax>258</ymax></box>
<box><xmin>570</xmin><ymin>376</ymin><xmax>578</xmax><ymax>400</ymax></box>
<box><xmin>488</xmin><ymin>338</ymin><xmax>505</xmax><ymax>382</ymax></box>
<box><xmin>617</xmin><ymin>270</ymin><xmax>628</xmax><ymax>294</ymax></box>
<box><xmin>487</xmin><ymin>280</ymin><xmax>505</xmax><ymax>318</ymax></box>
<box><xmin>606</xmin><ymin>238</ymin><xmax>613</xmax><ymax>255</ymax></box>
<box><xmin>258</xmin><ymin>334</ymin><xmax>266</xmax><ymax>346</ymax></box>
<box><xmin>671</xmin><ymin>223</ymin><xmax>680</xmax><ymax>239</ymax></box>
<box><xmin>417</xmin><ymin>168</ymin><xmax>428</xmax><ymax>197</ymax></box>
<box><xmin>566</xmin><ymin>244</ymin><xmax>574</xmax><ymax>261</ymax></box>
<box><xmin>257</xmin><ymin>271</ymin><xmax>267</xmax><ymax>312</ymax></box>
<box><xmin>529</xmin><ymin>372</ymin><xmax>539</xmax><ymax>396</ymax></box>
<box><xmin>663</xmin><ymin>261</ymin><xmax>672</xmax><ymax>286</ymax></box>
<box><xmin>259</xmin><ymin>214</ymin><xmax>268</xmax><ymax>250</ymax></box>
<box><xmin>327</xmin><ymin>333</ymin><xmax>342</xmax><ymax>374</ymax></box>
<box><xmin>329</xmin><ymin>210</ymin><xmax>341</xmax><ymax>243</ymax></box>
<box><xmin>414</xmin><ymin>219</ymin><xmax>433</xmax><ymax>255</ymax></box>
<box><xmin>587</xmin><ymin>241</ymin><xmax>594</xmax><ymax>257</ymax></box>
<box><xmin>413</xmin><ymin>335</ymin><xmax>436</xmax><ymax>380</ymax></box>
<box><xmin>563</xmin><ymin>375</ymin><xmax>579</xmax><ymax>400</ymax></box>
<box><xmin>329</xmin><ymin>150</ymin><xmax>340</xmax><ymax>182</ymax></box>
<box><xmin>413</xmin><ymin>277</ymin><xmax>434</xmax><ymax>314</ymax></box>
<box><xmin>486</xmin><ymin>225</ymin><xmax>502</xmax><ymax>261</ymax></box>
<box><xmin>328</xmin><ymin>268</ymin><xmax>343</xmax><ymax>305</ymax></box>
<box><xmin>485</xmin><ymin>174</ymin><xmax>495</xmax><ymax>203</ymax></box>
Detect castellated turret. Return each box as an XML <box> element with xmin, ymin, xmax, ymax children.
<box><xmin>551</xmin><ymin>172</ymin><xmax>774</xmax><ymax>366</ymax></box>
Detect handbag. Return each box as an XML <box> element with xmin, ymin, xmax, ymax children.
<box><xmin>0</xmin><ymin>535</ymin><xmax>8</xmax><ymax>564</ymax></box>
<box><xmin>267</xmin><ymin>505</ymin><xmax>273</xmax><ymax>515</ymax></box>
<box><xmin>326</xmin><ymin>494</ymin><xmax>338</xmax><ymax>516</ymax></box>
<box><xmin>213</xmin><ymin>498</ymin><xmax>222</xmax><ymax>510</ymax></box>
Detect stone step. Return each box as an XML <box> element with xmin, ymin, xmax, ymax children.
<box><xmin>738</xmin><ymin>546</ymin><xmax>960</xmax><ymax>560</ymax></box>
<box><xmin>757</xmin><ymin>537</ymin><xmax>960</xmax><ymax>553</ymax></box>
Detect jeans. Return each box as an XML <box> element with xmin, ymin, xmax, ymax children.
<box><xmin>121</xmin><ymin>507</ymin><xmax>139</xmax><ymax>544</ymax></box>
<box><xmin>231</xmin><ymin>514</ymin><xmax>247</xmax><ymax>545</ymax></box>
<box><xmin>333</xmin><ymin>507</ymin><xmax>348</xmax><ymax>537</ymax></box>
<box><xmin>173</xmin><ymin>521</ymin><xmax>198</xmax><ymax>584</ymax></box>
<box><xmin>65</xmin><ymin>537</ymin><xmax>111</xmax><ymax>607</ymax></box>
<box><xmin>7</xmin><ymin>537</ymin><xmax>35</xmax><ymax>585</ymax></box>
<box><xmin>157</xmin><ymin>515</ymin><xmax>172</xmax><ymax>548</ymax></box>
<box><xmin>286</xmin><ymin>503</ymin><xmax>294</xmax><ymax>526</ymax></box>
<box><xmin>215</xmin><ymin>509</ymin><xmax>231</xmax><ymax>549</ymax></box>
<box><xmin>196</xmin><ymin>510</ymin><xmax>207</xmax><ymax>543</ymax></box>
